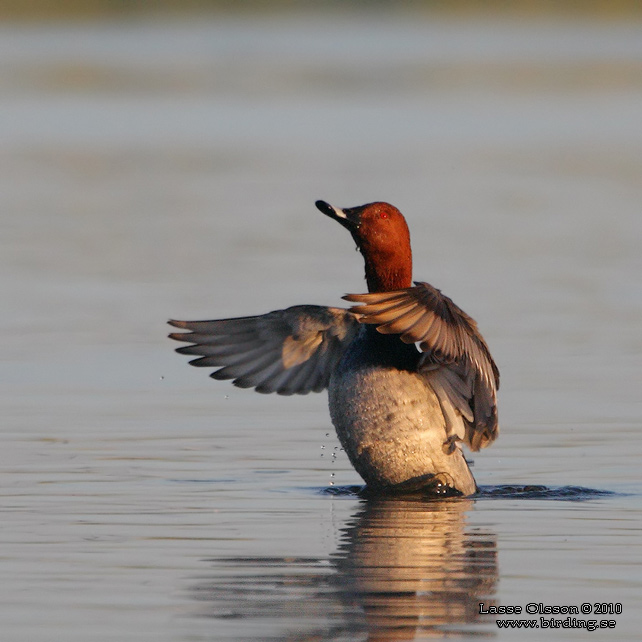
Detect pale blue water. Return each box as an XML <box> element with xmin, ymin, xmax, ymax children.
<box><xmin>1</xmin><ymin>11</ymin><xmax>641</xmax><ymax>641</ymax></box>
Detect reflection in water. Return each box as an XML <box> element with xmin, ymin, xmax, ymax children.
<box><xmin>336</xmin><ymin>497</ymin><xmax>497</xmax><ymax>640</ymax></box>
<box><xmin>191</xmin><ymin>496</ymin><xmax>497</xmax><ymax>640</ymax></box>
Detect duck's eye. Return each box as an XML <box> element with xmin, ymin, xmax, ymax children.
<box><xmin>379</xmin><ymin>211</ymin><xmax>389</xmax><ymax>219</ymax></box>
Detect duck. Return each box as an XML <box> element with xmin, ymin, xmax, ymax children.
<box><xmin>169</xmin><ymin>200</ymin><xmax>499</xmax><ymax>496</ymax></box>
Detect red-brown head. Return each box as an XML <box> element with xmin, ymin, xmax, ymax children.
<box><xmin>315</xmin><ymin>200</ymin><xmax>413</xmax><ymax>292</ymax></box>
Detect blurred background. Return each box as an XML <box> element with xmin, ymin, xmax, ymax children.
<box><xmin>3</xmin><ymin>0</ymin><xmax>640</xmax><ymax>440</ymax></box>
<box><xmin>2</xmin><ymin>0</ymin><xmax>642</xmax><ymax>20</ymax></box>
<box><xmin>2</xmin><ymin>2</ymin><xmax>641</xmax><ymax>641</ymax></box>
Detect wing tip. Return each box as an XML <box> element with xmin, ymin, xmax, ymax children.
<box><xmin>168</xmin><ymin>319</ymin><xmax>197</xmax><ymax>342</ymax></box>
<box><xmin>342</xmin><ymin>293</ymin><xmax>368</xmax><ymax>303</ymax></box>
<box><xmin>169</xmin><ymin>332</ymin><xmax>191</xmax><ymax>342</ymax></box>
<box><xmin>210</xmin><ymin>369</ymin><xmax>231</xmax><ymax>381</ymax></box>
<box><xmin>467</xmin><ymin>421</ymin><xmax>499</xmax><ymax>452</ymax></box>
<box><xmin>174</xmin><ymin>344</ymin><xmax>197</xmax><ymax>354</ymax></box>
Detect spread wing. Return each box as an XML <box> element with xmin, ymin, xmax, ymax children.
<box><xmin>344</xmin><ymin>281</ymin><xmax>499</xmax><ymax>451</ymax></box>
<box><xmin>168</xmin><ymin>305</ymin><xmax>360</xmax><ymax>396</ymax></box>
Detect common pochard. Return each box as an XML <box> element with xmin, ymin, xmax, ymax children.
<box><xmin>169</xmin><ymin>200</ymin><xmax>499</xmax><ymax>496</ymax></box>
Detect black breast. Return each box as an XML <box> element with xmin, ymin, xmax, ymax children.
<box><xmin>340</xmin><ymin>325</ymin><xmax>420</xmax><ymax>373</ymax></box>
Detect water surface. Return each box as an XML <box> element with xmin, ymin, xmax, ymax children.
<box><xmin>1</xmin><ymin>12</ymin><xmax>641</xmax><ymax>641</ymax></box>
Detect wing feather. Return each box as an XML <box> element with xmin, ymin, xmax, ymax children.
<box><xmin>345</xmin><ymin>281</ymin><xmax>499</xmax><ymax>450</ymax></box>
<box><xmin>169</xmin><ymin>305</ymin><xmax>359</xmax><ymax>396</ymax></box>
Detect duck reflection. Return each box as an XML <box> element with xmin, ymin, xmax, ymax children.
<box><xmin>191</xmin><ymin>495</ymin><xmax>497</xmax><ymax>640</ymax></box>
<box><xmin>334</xmin><ymin>496</ymin><xmax>497</xmax><ymax>639</ymax></box>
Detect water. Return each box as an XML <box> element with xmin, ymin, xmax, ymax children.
<box><xmin>2</xmin><ymin>11</ymin><xmax>641</xmax><ymax>641</ymax></box>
